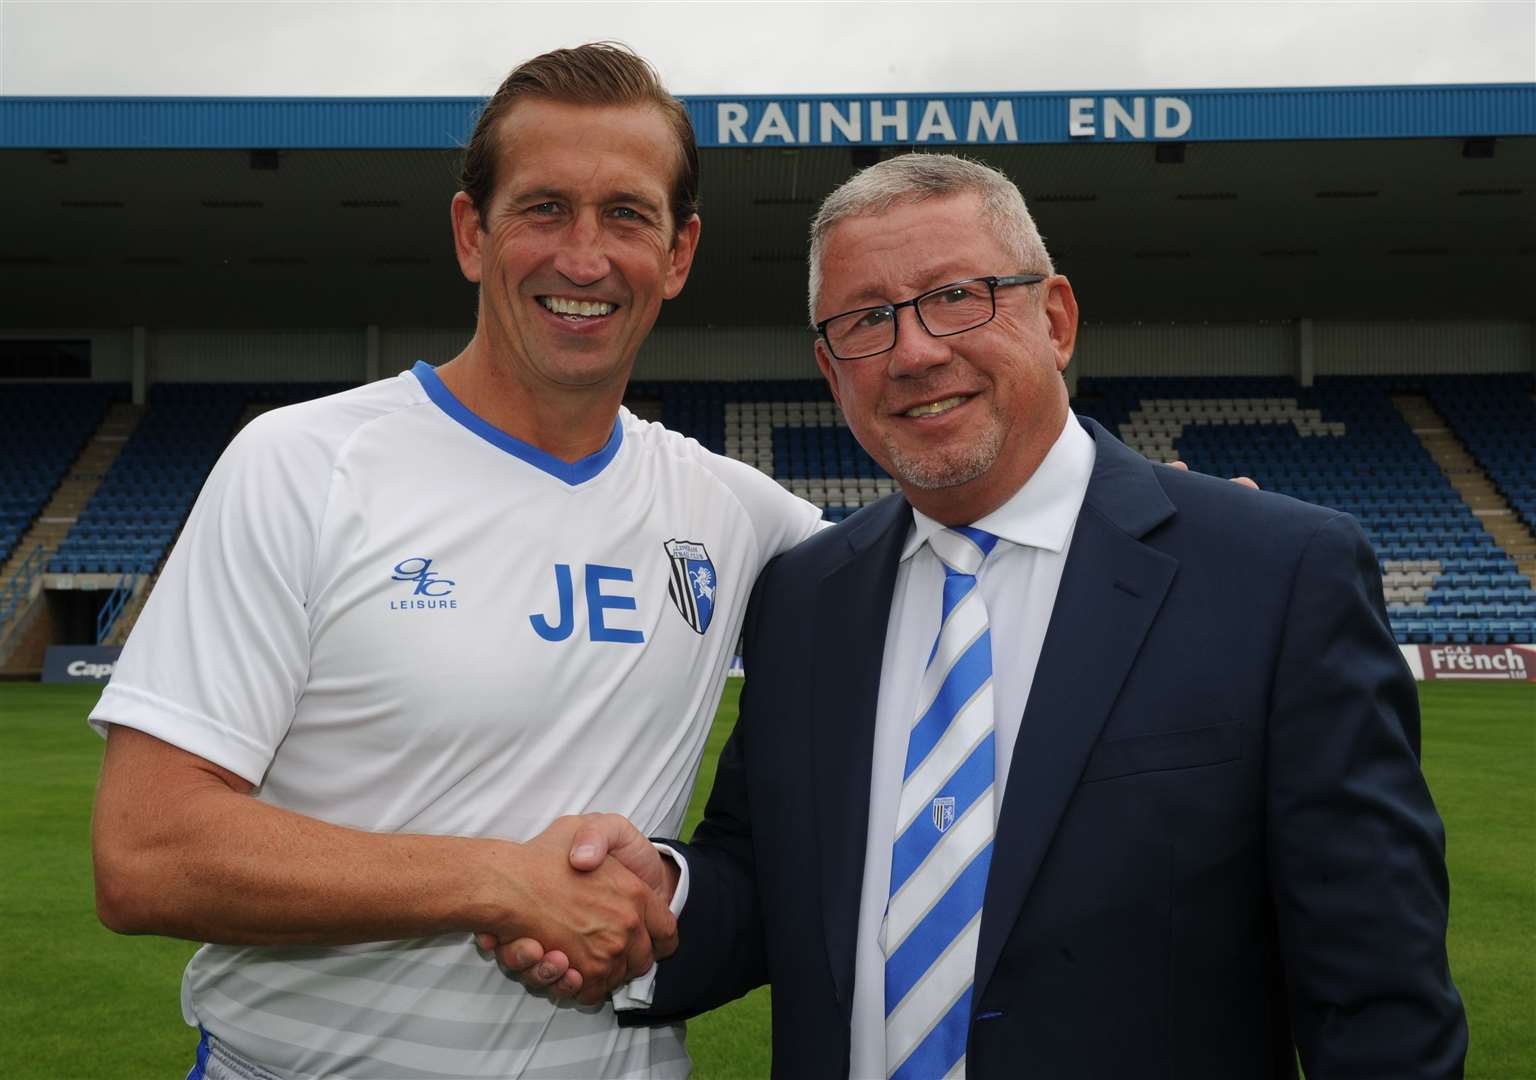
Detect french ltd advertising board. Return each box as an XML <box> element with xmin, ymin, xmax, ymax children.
<box><xmin>1401</xmin><ymin>644</ymin><xmax>1535</xmax><ymax>682</ymax></box>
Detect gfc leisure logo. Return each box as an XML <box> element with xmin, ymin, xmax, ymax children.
<box><xmin>390</xmin><ymin>557</ymin><xmax>458</xmax><ymax>610</ymax></box>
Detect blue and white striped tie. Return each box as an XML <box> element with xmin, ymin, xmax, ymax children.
<box><xmin>885</xmin><ymin>525</ymin><xmax>1000</xmax><ymax>1080</ymax></box>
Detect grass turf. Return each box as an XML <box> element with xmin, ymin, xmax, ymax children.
<box><xmin>0</xmin><ymin>680</ymin><xmax>1528</xmax><ymax>1078</ymax></box>
<box><xmin>1418</xmin><ymin>681</ymin><xmax>1535</xmax><ymax>1077</ymax></box>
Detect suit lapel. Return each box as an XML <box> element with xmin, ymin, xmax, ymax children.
<box><xmin>810</xmin><ymin>494</ymin><xmax>910</xmax><ymax>1014</ymax></box>
<box><xmin>974</xmin><ymin>418</ymin><xmax>1179</xmax><ymax>1001</ymax></box>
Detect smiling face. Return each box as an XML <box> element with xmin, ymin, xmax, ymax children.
<box><xmin>813</xmin><ymin>192</ymin><xmax>1079</xmax><ymax>524</ymax></box>
<box><xmin>452</xmin><ymin>98</ymin><xmax>699</xmax><ymax>396</ymax></box>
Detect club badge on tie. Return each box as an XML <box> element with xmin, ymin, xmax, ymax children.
<box><xmin>931</xmin><ymin>796</ymin><xmax>956</xmax><ymax>833</ymax></box>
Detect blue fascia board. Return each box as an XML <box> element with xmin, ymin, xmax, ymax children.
<box><xmin>0</xmin><ymin>96</ymin><xmax>487</xmax><ymax>149</ymax></box>
<box><xmin>1</xmin><ymin>83</ymin><xmax>1532</xmax><ymax>149</ymax></box>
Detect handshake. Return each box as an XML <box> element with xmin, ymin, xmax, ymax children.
<box><xmin>474</xmin><ymin>814</ymin><xmax>677</xmax><ymax>1006</ymax></box>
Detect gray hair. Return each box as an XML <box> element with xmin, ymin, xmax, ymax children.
<box><xmin>806</xmin><ymin>153</ymin><xmax>1054</xmax><ymax>325</ymax></box>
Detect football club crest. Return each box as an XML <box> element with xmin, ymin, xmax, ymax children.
<box><xmin>664</xmin><ymin>539</ymin><xmax>716</xmax><ymax>635</ymax></box>
<box><xmin>932</xmin><ymin>796</ymin><xmax>956</xmax><ymax>833</ymax></box>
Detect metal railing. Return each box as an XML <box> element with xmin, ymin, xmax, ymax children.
<box><xmin>0</xmin><ymin>544</ymin><xmax>48</xmax><ymax>634</ymax></box>
<box><xmin>96</xmin><ymin>561</ymin><xmax>151</xmax><ymax>645</ymax></box>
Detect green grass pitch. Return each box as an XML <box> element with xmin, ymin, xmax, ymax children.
<box><xmin>1</xmin><ymin>680</ymin><xmax>1529</xmax><ymax>1078</ymax></box>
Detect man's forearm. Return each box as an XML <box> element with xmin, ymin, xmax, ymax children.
<box><xmin>94</xmin><ymin>757</ymin><xmax>504</xmax><ymax>944</ymax></box>
<box><xmin>92</xmin><ymin>724</ymin><xmax>673</xmax><ymax>1001</ymax></box>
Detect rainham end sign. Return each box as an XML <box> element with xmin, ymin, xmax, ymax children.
<box><xmin>703</xmin><ymin>94</ymin><xmax>1194</xmax><ymax>147</ymax></box>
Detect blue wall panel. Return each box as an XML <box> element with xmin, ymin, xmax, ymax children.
<box><xmin>1</xmin><ymin>84</ymin><xmax>1531</xmax><ymax>149</ymax></box>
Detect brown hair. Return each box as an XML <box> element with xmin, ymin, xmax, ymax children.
<box><xmin>460</xmin><ymin>42</ymin><xmax>700</xmax><ymax>238</ymax></box>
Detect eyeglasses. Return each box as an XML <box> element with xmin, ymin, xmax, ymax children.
<box><xmin>814</xmin><ymin>274</ymin><xmax>1046</xmax><ymax>361</ymax></box>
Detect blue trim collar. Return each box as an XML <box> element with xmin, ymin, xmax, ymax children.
<box><xmin>410</xmin><ymin>361</ymin><xmax>622</xmax><ymax>485</ymax></box>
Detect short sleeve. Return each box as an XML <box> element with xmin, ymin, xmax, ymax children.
<box><xmin>697</xmin><ymin>453</ymin><xmax>826</xmax><ymax>566</ymax></box>
<box><xmin>88</xmin><ymin>410</ymin><xmax>334</xmax><ymax>785</ymax></box>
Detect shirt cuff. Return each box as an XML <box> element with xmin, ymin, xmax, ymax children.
<box><xmin>611</xmin><ymin>843</ymin><xmax>690</xmax><ymax>1011</ymax></box>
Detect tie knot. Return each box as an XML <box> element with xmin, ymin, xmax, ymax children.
<box><xmin>928</xmin><ymin>526</ymin><xmax>999</xmax><ymax>577</ymax></box>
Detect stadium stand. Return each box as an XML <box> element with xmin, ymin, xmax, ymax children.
<box><xmin>0</xmin><ymin>384</ymin><xmax>125</xmax><ymax>567</ymax></box>
<box><xmin>47</xmin><ymin>385</ymin><xmax>243</xmax><ymax>577</ymax></box>
<box><xmin>5</xmin><ymin>373</ymin><xmax>1530</xmax><ymax>648</ymax></box>
<box><xmin>1077</xmin><ymin>375</ymin><xmax>1536</xmax><ymax>646</ymax></box>
<box><xmin>634</xmin><ymin>378</ymin><xmax>899</xmax><ymax>523</ymax></box>
<box><xmin>1429</xmin><ymin>375</ymin><xmax>1536</xmax><ymax>539</ymax></box>
<box><xmin>45</xmin><ymin>382</ymin><xmax>350</xmax><ymax>579</ymax></box>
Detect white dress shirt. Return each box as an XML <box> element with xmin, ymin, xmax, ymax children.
<box><xmin>849</xmin><ymin>412</ymin><xmax>1096</xmax><ymax>1079</ymax></box>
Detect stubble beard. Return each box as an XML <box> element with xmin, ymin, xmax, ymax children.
<box><xmin>883</xmin><ymin>423</ymin><xmax>1004</xmax><ymax>491</ymax></box>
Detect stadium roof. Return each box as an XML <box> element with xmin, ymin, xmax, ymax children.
<box><xmin>2</xmin><ymin>83</ymin><xmax>1533</xmax><ymax>330</ymax></box>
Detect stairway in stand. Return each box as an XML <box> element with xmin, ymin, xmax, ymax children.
<box><xmin>101</xmin><ymin>399</ymin><xmax>280</xmax><ymax>647</ymax></box>
<box><xmin>0</xmin><ymin>403</ymin><xmax>145</xmax><ymax>667</ymax></box>
<box><xmin>1393</xmin><ymin>394</ymin><xmax>1536</xmax><ymax>590</ymax></box>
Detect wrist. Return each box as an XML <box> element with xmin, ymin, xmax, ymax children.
<box><xmin>450</xmin><ymin>837</ymin><xmax>526</xmax><ymax>934</ymax></box>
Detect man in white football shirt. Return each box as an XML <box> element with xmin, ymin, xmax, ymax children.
<box><xmin>89</xmin><ymin>44</ymin><xmax>823</xmax><ymax>1080</ymax></box>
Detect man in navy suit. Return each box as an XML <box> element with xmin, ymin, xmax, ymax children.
<box><xmin>513</xmin><ymin>153</ymin><xmax>1467</xmax><ymax>1078</ymax></box>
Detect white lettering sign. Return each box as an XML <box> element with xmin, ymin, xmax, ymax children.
<box><xmin>1104</xmin><ymin>97</ymin><xmax>1146</xmax><ymax>139</ymax></box>
<box><xmin>66</xmin><ymin>660</ymin><xmax>114</xmax><ymax>679</ymax></box>
<box><xmin>1155</xmin><ymin>96</ymin><xmax>1193</xmax><ymax>138</ymax></box>
<box><xmin>1427</xmin><ymin>645</ymin><xmax>1528</xmax><ymax>676</ymax></box>
<box><xmin>754</xmin><ymin>103</ymin><xmax>795</xmax><ymax>143</ymax></box>
<box><xmin>1068</xmin><ymin>98</ymin><xmax>1095</xmax><ymax>137</ymax></box>
<box><xmin>915</xmin><ymin>100</ymin><xmax>957</xmax><ymax>142</ymax></box>
<box><xmin>718</xmin><ymin>103</ymin><xmax>749</xmax><ymax>144</ymax></box>
<box><xmin>711</xmin><ymin>95</ymin><xmax>1195</xmax><ymax>145</ymax></box>
<box><xmin>967</xmin><ymin>100</ymin><xmax>1017</xmax><ymax>142</ymax></box>
<box><xmin>821</xmin><ymin>101</ymin><xmax>860</xmax><ymax>142</ymax></box>
<box><xmin>1066</xmin><ymin>96</ymin><xmax>1192</xmax><ymax>139</ymax></box>
<box><xmin>869</xmin><ymin>100</ymin><xmax>908</xmax><ymax>141</ymax></box>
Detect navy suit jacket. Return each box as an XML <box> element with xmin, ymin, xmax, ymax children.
<box><xmin>631</xmin><ymin>418</ymin><xmax>1466</xmax><ymax>1079</ymax></box>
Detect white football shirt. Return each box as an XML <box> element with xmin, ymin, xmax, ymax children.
<box><xmin>90</xmin><ymin>361</ymin><xmax>824</xmax><ymax>1079</ymax></box>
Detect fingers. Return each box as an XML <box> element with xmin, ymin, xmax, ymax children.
<box><xmin>576</xmin><ymin>937</ymin><xmax>633</xmax><ymax>1006</ymax></box>
<box><xmin>1167</xmin><ymin>459</ymin><xmax>1261</xmax><ymax>490</ymax></box>
<box><xmin>606</xmin><ymin>824</ymin><xmax>672</xmax><ymax>898</ymax></box>
<box><xmin>568</xmin><ymin>813</ymin><xmax>656</xmax><ymax>883</ymax></box>
<box><xmin>643</xmin><ymin>885</ymin><xmax>678</xmax><ymax>961</ymax></box>
<box><xmin>558</xmin><ymin>814</ymin><xmax>672</xmax><ymax>904</ymax></box>
<box><xmin>551</xmin><ymin>963</ymin><xmax>582</xmax><ymax>998</ymax></box>
<box><xmin>619</xmin><ymin>905</ymin><xmax>655</xmax><ymax>990</ymax></box>
<box><xmin>523</xmin><ymin>948</ymin><xmax>575</xmax><ymax>993</ymax></box>
<box><xmin>486</xmin><ymin>938</ymin><xmax>584</xmax><ymax>1000</ymax></box>
<box><xmin>567</xmin><ymin>818</ymin><xmax>618</xmax><ymax>872</ymax></box>
<box><xmin>493</xmin><ymin>937</ymin><xmax>544</xmax><ymax>974</ymax></box>
<box><xmin>586</xmin><ymin>816</ymin><xmax>674</xmax><ymax>902</ymax></box>
<box><xmin>585</xmin><ymin>866</ymin><xmax>662</xmax><ymax>998</ymax></box>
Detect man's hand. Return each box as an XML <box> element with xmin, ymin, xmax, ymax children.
<box><xmin>1169</xmin><ymin>459</ymin><xmax>1259</xmax><ymax>489</ymax></box>
<box><xmin>476</xmin><ymin>815</ymin><xmax>676</xmax><ymax>1006</ymax></box>
<box><xmin>478</xmin><ymin>814</ymin><xmax>679</xmax><ymax>1002</ymax></box>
